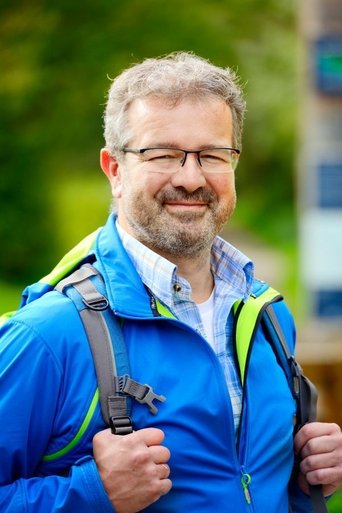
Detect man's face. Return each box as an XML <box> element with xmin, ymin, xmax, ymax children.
<box><xmin>102</xmin><ymin>96</ymin><xmax>237</xmax><ymax>259</ymax></box>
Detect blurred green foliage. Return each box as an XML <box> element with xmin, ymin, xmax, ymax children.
<box><xmin>329</xmin><ymin>489</ymin><xmax>342</xmax><ymax>512</ymax></box>
<box><xmin>0</xmin><ymin>0</ymin><xmax>298</xmax><ymax>285</ymax></box>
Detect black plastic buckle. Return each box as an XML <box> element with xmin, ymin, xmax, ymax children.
<box><xmin>109</xmin><ymin>416</ymin><xmax>133</xmax><ymax>435</ymax></box>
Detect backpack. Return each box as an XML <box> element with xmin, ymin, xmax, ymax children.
<box><xmin>0</xmin><ymin>231</ymin><xmax>326</xmax><ymax>513</ymax></box>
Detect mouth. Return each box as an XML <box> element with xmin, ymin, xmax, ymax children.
<box><xmin>158</xmin><ymin>188</ymin><xmax>214</xmax><ymax>217</ymax></box>
<box><xmin>163</xmin><ymin>201</ymin><xmax>208</xmax><ymax>213</ymax></box>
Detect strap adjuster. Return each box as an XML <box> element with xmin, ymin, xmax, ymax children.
<box><xmin>109</xmin><ymin>416</ymin><xmax>133</xmax><ymax>435</ymax></box>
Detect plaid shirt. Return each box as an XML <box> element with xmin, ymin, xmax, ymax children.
<box><xmin>116</xmin><ymin>222</ymin><xmax>254</xmax><ymax>433</ymax></box>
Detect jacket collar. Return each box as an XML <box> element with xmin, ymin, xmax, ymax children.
<box><xmin>94</xmin><ymin>213</ymin><xmax>155</xmax><ymax>318</ymax></box>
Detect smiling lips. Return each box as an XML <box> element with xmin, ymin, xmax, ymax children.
<box><xmin>164</xmin><ymin>200</ymin><xmax>208</xmax><ymax>212</ymax></box>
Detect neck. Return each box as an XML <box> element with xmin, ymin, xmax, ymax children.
<box><xmin>166</xmin><ymin>250</ymin><xmax>214</xmax><ymax>304</ymax></box>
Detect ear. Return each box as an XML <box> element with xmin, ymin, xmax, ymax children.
<box><xmin>100</xmin><ymin>148</ymin><xmax>123</xmax><ymax>198</ymax></box>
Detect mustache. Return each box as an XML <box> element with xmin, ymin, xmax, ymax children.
<box><xmin>157</xmin><ymin>187</ymin><xmax>216</xmax><ymax>204</ymax></box>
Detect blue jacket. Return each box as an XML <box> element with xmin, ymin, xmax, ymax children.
<box><xmin>0</xmin><ymin>214</ymin><xmax>313</xmax><ymax>512</ymax></box>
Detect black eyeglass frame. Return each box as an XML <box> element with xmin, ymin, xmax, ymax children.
<box><xmin>121</xmin><ymin>147</ymin><xmax>241</xmax><ymax>169</ymax></box>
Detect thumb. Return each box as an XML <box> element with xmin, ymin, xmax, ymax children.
<box><xmin>133</xmin><ymin>427</ymin><xmax>165</xmax><ymax>447</ymax></box>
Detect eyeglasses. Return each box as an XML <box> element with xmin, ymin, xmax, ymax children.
<box><xmin>121</xmin><ymin>147</ymin><xmax>240</xmax><ymax>173</ymax></box>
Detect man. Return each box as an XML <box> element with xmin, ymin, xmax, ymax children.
<box><xmin>0</xmin><ymin>52</ymin><xmax>341</xmax><ymax>513</ymax></box>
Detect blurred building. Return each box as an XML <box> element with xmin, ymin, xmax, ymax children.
<box><xmin>297</xmin><ymin>0</ymin><xmax>342</xmax><ymax>426</ymax></box>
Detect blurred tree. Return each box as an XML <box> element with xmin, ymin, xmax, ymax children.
<box><xmin>0</xmin><ymin>0</ymin><xmax>297</xmax><ymax>283</ymax></box>
<box><xmin>0</xmin><ymin>2</ymin><xmax>60</xmax><ymax>282</ymax></box>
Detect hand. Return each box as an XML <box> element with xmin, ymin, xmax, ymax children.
<box><xmin>93</xmin><ymin>427</ymin><xmax>172</xmax><ymax>513</ymax></box>
<box><xmin>294</xmin><ymin>422</ymin><xmax>342</xmax><ymax>497</ymax></box>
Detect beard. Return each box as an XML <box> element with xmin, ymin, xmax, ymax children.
<box><xmin>119</xmin><ymin>185</ymin><xmax>236</xmax><ymax>258</ymax></box>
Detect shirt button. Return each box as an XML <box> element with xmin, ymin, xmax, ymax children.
<box><xmin>173</xmin><ymin>283</ymin><xmax>182</xmax><ymax>293</ymax></box>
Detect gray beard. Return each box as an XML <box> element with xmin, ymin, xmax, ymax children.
<box><xmin>127</xmin><ymin>213</ymin><xmax>217</xmax><ymax>257</ymax></box>
<box><xmin>118</xmin><ymin>187</ymin><xmax>236</xmax><ymax>258</ymax></box>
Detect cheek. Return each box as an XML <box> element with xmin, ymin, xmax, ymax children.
<box><xmin>210</xmin><ymin>174</ymin><xmax>235</xmax><ymax>198</ymax></box>
<box><xmin>121</xmin><ymin>172</ymin><xmax>167</xmax><ymax>202</ymax></box>
<box><xmin>137</xmin><ymin>174</ymin><xmax>171</xmax><ymax>199</ymax></box>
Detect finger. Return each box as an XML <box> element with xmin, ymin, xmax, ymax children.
<box><xmin>295</xmin><ymin>423</ymin><xmax>341</xmax><ymax>454</ymax></box>
<box><xmin>159</xmin><ymin>477</ymin><xmax>173</xmax><ymax>496</ymax></box>
<box><xmin>301</xmin><ymin>433</ymin><xmax>342</xmax><ymax>459</ymax></box>
<box><xmin>300</xmin><ymin>450</ymin><xmax>342</xmax><ymax>474</ymax></box>
<box><xmin>149</xmin><ymin>445</ymin><xmax>171</xmax><ymax>464</ymax></box>
<box><xmin>158</xmin><ymin>463</ymin><xmax>171</xmax><ymax>479</ymax></box>
<box><xmin>299</xmin><ymin>470</ymin><xmax>341</xmax><ymax>499</ymax></box>
<box><xmin>303</xmin><ymin>465</ymin><xmax>342</xmax><ymax>487</ymax></box>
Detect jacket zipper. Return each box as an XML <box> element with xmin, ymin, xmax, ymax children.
<box><xmin>241</xmin><ymin>469</ymin><xmax>252</xmax><ymax>505</ymax></box>
<box><xmin>234</xmin><ymin>303</ymin><xmax>257</xmax><ymax>508</ymax></box>
<box><xmin>237</xmin><ymin>379</ymin><xmax>254</xmax><ymax>507</ymax></box>
<box><xmin>234</xmin><ymin>295</ymin><xmax>283</xmax><ymax>509</ymax></box>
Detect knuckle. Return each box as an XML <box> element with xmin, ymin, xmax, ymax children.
<box><xmin>147</xmin><ymin>480</ymin><xmax>164</xmax><ymax>503</ymax></box>
<box><xmin>162</xmin><ymin>478</ymin><xmax>173</xmax><ymax>495</ymax></box>
<box><xmin>92</xmin><ymin>430</ymin><xmax>108</xmax><ymax>448</ymax></box>
<box><xmin>163</xmin><ymin>447</ymin><xmax>171</xmax><ymax>461</ymax></box>
<box><xmin>302</xmin><ymin>423</ymin><xmax>316</xmax><ymax>437</ymax></box>
<box><xmin>307</xmin><ymin>467</ymin><xmax>332</xmax><ymax>486</ymax></box>
<box><xmin>151</xmin><ymin>480</ymin><xmax>162</xmax><ymax>495</ymax></box>
<box><xmin>330</xmin><ymin>422</ymin><xmax>341</xmax><ymax>434</ymax></box>
<box><xmin>121</xmin><ymin>432</ymin><xmax>138</xmax><ymax>449</ymax></box>
<box><xmin>92</xmin><ymin>431</ymin><xmax>101</xmax><ymax>444</ymax></box>
<box><xmin>313</xmin><ymin>468</ymin><xmax>327</xmax><ymax>484</ymax></box>
<box><xmin>305</xmin><ymin>438</ymin><xmax>317</xmax><ymax>455</ymax></box>
<box><xmin>132</xmin><ymin>448</ymin><xmax>151</xmax><ymax>468</ymax></box>
<box><xmin>330</xmin><ymin>451</ymin><xmax>342</xmax><ymax>466</ymax></box>
<box><xmin>303</xmin><ymin>456</ymin><xmax>317</xmax><ymax>472</ymax></box>
<box><xmin>305</xmin><ymin>470</ymin><xmax>320</xmax><ymax>486</ymax></box>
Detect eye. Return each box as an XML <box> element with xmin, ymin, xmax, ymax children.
<box><xmin>200</xmin><ymin>150</ymin><xmax>229</xmax><ymax>163</ymax></box>
<box><xmin>143</xmin><ymin>149</ymin><xmax>180</xmax><ymax>161</ymax></box>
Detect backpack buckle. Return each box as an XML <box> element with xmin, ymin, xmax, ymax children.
<box><xmin>115</xmin><ymin>376</ymin><xmax>166</xmax><ymax>415</ymax></box>
<box><xmin>134</xmin><ymin>383</ymin><xmax>166</xmax><ymax>415</ymax></box>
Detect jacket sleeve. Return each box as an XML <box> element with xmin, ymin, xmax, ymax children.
<box><xmin>0</xmin><ymin>458</ymin><xmax>114</xmax><ymax>513</ymax></box>
<box><xmin>0</xmin><ymin>318</ymin><xmax>114</xmax><ymax>513</ymax></box>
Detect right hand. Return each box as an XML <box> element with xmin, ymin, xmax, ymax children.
<box><xmin>93</xmin><ymin>427</ymin><xmax>172</xmax><ymax>513</ymax></box>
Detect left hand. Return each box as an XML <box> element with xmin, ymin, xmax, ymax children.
<box><xmin>294</xmin><ymin>422</ymin><xmax>342</xmax><ymax>497</ymax></box>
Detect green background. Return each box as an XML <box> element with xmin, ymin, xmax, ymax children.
<box><xmin>1</xmin><ymin>0</ymin><xmax>298</xmax><ymax>284</ymax></box>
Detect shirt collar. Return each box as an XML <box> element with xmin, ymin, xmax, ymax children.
<box><xmin>116</xmin><ymin>221</ymin><xmax>254</xmax><ymax>307</ymax></box>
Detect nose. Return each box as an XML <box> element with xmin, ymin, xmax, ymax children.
<box><xmin>170</xmin><ymin>153</ymin><xmax>207</xmax><ymax>192</ymax></box>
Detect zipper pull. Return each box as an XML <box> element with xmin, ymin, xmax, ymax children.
<box><xmin>144</xmin><ymin>286</ymin><xmax>160</xmax><ymax>317</ymax></box>
<box><xmin>241</xmin><ymin>472</ymin><xmax>252</xmax><ymax>504</ymax></box>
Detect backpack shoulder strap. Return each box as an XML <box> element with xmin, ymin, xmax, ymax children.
<box><xmin>56</xmin><ymin>263</ymin><xmax>165</xmax><ymax>435</ymax></box>
<box><xmin>233</xmin><ymin>284</ymin><xmax>327</xmax><ymax>513</ymax></box>
<box><xmin>56</xmin><ymin>264</ymin><xmax>133</xmax><ymax>435</ymax></box>
<box><xmin>261</xmin><ymin>304</ymin><xmax>318</xmax><ymax>427</ymax></box>
<box><xmin>262</xmin><ymin>303</ymin><xmax>327</xmax><ymax>513</ymax></box>
<box><xmin>233</xmin><ymin>284</ymin><xmax>282</xmax><ymax>384</ymax></box>
<box><xmin>233</xmin><ymin>283</ymin><xmax>318</xmax><ymax>427</ymax></box>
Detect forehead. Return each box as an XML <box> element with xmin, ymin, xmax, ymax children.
<box><xmin>126</xmin><ymin>96</ymin><xmax>234</xmax><ymax>147</ymax></box>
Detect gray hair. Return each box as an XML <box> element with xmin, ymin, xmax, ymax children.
<box><xmin>103</xmin><ymin>52</ymin><xmax>246</xmax><ymax>153</ymax></box>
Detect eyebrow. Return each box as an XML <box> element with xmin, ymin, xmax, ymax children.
<box><xmin>142</xmin><ymin>143</ymin><xmax>230</xmax><ymax>150</ymax></box>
